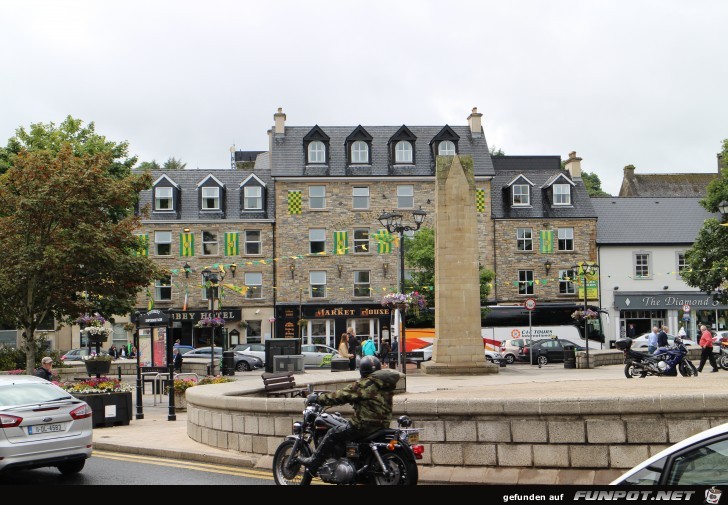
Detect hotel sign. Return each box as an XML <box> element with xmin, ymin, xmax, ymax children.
<box><xmin>169</xmin><ymin>309</ymin><xmax>242</xmax><ymax>322</ymax></box>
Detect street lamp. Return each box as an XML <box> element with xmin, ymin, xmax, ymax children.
<box><xmin>719</xmin><ymin>201</ymin><xmax>728</xmax><ymax>225</ymax></box>
<box><xmin>571</xmin><ymin>262</ymin><xmax>599</xmax><ymax>369</ymax></box>
<box><xmin>378</xmin><ymin>207</ymin><xmax>427</xmax><ymax>376</ymax></box>
<box><xmin>201</xmin><ymin>268</ymin><xmax>226</xmax><ymax>375</ymax></box>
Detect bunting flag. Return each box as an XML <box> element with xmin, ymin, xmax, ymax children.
<box><xmin>182</xmin><ymin>290</ymin><xmax>189</xmax><ymax>311</ymax></box>
<box><xmin>224</xmin><ymin>283</ymin><xmax>249</xmax><ymax>296</ymax></box>
<box><xmin>476</xmin><ymin>189</ymin><xmax>486</xmax><ymax>212</ymax></box>
<box><xmin>180</xmin><ymin>233</ymin><xmax>195</xmax><ymax>256</ymax></box>
<box><xmin>146</xmin><ymin>288</ymin><xmax>154</xmax><ymax>310</ymax></box>
<box><xmin>334</xmin><ymin>231</ymin><xmax>348</xmax><ymax>255</ymax></box>
<box><xmin>288</xmin><ymin>190</ymin><xmax>302</xmax><ymax>215</ymax></box>
<box><xmin>539</xmin><ymin>230</ymin><xmax>554</xmax><ymax>254</ymax></box>
<box><xmin>224</xmin><ymin>232</ymin><xmax>238</xmax><ymax>256</ymax></box>
<box><xmin>134</xmin><ymin>234</ymin><xmax>149</xmax><ymax>257</ymax></box>
<box><xmin>373</xmin><ymin>229</ymin><xmax>395</xmax><ymax>254</ymax></box>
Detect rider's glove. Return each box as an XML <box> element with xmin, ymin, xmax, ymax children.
<box><xmin>306</xmin><ymin>393</ymin><xmax>319</xmax><ymax>406</ymax></box>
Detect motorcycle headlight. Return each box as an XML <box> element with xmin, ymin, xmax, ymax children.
<box><xmin>292</xmin><ymin>421</ymin><xmax>302</xmax><ymax>434</ymax></box>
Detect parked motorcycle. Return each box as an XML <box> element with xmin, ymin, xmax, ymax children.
<box><xmin>718</xmin><ymin>341</ymin><xmax>728</xmax><ymax>370</ymax></box>
<box><xmin>616</xmin><ymin>337</ymin><xmax>698</xmax><ymax>378</ymax></box>
<box><xmin>272</xmin><ymin>396</ymin><xmax>424</xmax><ymax>485</ymax></box>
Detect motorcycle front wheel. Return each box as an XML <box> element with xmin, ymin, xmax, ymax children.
<box><xmin>679</xmin><ymin>360</ymin><xmax>699</xmax><ymax>377</ymax></box>
<box><xmin>719</xmin><ymin>354</ymin><xmax>728</xmax><ymax>370</ymax></box>
<box><xmin>624</xmin><ymin>362</ymin><xmax>647</xmax><ymax>378</ymax></box>
<box><xmin>369</xmin><ymin>448</ymin><xmax>418</xmax><ymax>485</ymax></box>
<box><xmin>272</xmin><ymin>439</ymin><xmax>313</xmax><ymax>486</ymax></box>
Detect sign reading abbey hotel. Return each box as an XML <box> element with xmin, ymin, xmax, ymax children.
<box><xmin>614</xmin><ymin>293</ymin><xmax>723</xmax><ymax>310</ymax></box>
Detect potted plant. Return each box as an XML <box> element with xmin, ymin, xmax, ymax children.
<box><xmin>77</xmin><ymin>312</ymin><xmax>113</xmax><ymax>343</ymax></box>
<box><xmin>58</xmin><ymin>376</ymin><xmax>134</xmax><ymax>427</ymax></box>
<box><xmin>165</xmin><ymin>375</ymin><xmax>234</xmax><ymax>411</ymax></box>
<box><xmin>83</xmin><ymin>353</ymin><xmax>113</xmax><ymax>376</ymax></box>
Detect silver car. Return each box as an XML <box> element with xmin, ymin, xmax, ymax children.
<box><xmin>301</xmin><ymin>344</ymin><xmax>339</xmax><ymax>367</ymax></box>
<box><xmin>0</xmin><ymin>375</ymin><xmax>93</xmax><ymax>474</ymax></box>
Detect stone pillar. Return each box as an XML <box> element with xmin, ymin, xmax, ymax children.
<box><xmin>422</xmin><ymin>155</ymin><xmax>495</xmax><ymax>375</ymax></box>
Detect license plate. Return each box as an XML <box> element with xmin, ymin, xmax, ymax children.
<box><xmin>407</xmin><ymin>432</ymin><xmax>419</xmax><ymax>443</ymax></box>
<box><xmin>28</xmin><ymin>423</ymin><xmax>62</xmax><ymax>435</ymax></box>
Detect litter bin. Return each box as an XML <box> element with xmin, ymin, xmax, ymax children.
<box><xmin>331</xmin><ymin>357</ymin><xmax>350</xmax><ymax>372</ymax></box>
<box><xmin>222</xmin><ymin>351</ymin><xmax>236</xmax><ymax>376</ymax></box>
<box><xmin>563</xmin><ymin>344</ymin><xmax>576</xmax><ymax>369</ymax></box>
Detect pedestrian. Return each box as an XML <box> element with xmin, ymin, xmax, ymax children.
<box><xmin>380</xmin><ymin>340</ymin><xmax>391</xmax><ymax>367</ymax></box>
<box><xmin>35</xmin><ymin>356</ymin><xmax>54</xmax><ymax>381</ymax></box>
<box><xmin>129</xmin><ymin>345</ymin><xmax>138</xmax><ymax>359</ymax></box>
<box><xmin>361</xmin><ymin>335</ymin><xmax>376</xmax><ymax>357</ymax></box>
<box><xmin>346</xmin><ymin>327</ymin><xmax>360</xmax><ymax>370</ymax></box>
<box><xmin>657</xmin><ymin>325</ymin><xmax>669</xmax><ymax>349</ymax></box>
<box><xmin>678</xmin><ymin>325</ymin><xmax>687</xmax><ymax>338</ymax></box>
<box><xmin>647</xmin><ymin>326</ymin><xmax>659</xmax><ymax>354</ymax></box>
<box><xmin>173</xmin><ymin>348</ymin><xmax>183</xmax><ymax>372</ymax></box>
<box><xmin>337</xmin><ymin>332</ymin><xmax>353</xmax><ymax>364</ymax></box>
<box><xmin>627</xmin><ymin>323</ymin><xmax>636</xmax><ymax>339</ymax></box>
<box><xmin>120</xmin><ymin>346</ymin><xmax>127</xmax><ymax>358</ymax></box>
<box><xmin>697</xmin><ymin>325</ymin><xmax>719</xmax><ymax>373</ymax></box>
<box><xmin>389</xmin><ymin>336</ymin><xmax>399</xmax><ymax>369</ymax></box>
<box><xmin>108</xmin><ymin>344</ymin><xmax>119</xmax><ymax>359</ymax></box>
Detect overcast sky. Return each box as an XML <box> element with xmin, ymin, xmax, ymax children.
<box><xmin>2</xmin><ymin>0</ymin><xmax>726</xmax><ymax>195</ymax></box>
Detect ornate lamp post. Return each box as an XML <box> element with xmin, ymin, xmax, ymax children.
<box><xmin>571</xmin><ymin>262</ymin><xmax>599</xmax><ymax>369</ymax></box>
<box><xmin>201</xmin><ymin>268</ymin><xmax>225</xmax><ymax>375</ymax></box>
<box><xmin>377</xmin><ymin>208</ymin><xmax>427</xmax><ymax>376</ymax></box>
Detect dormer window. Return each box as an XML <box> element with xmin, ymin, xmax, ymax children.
<box><xmin>395</xmin><ymin>141</ymin><xmax>413</xmax><ymax>163</ymax></box>
<box><xmin>239</xmin><ymin>173</ymin><xmax>267</xmax><ymax>213</ymax></box>
<box><xmin>351</xmin><ymin>140</ymin><xmax>369</xmax><ymax>163</ymax></box>
<box><xmin>513</xmin><ymin>184</ymin><xmax>530</xmax><ymax>206</ymax></box>
<box><xmin>308</xmin><ymin>141</ymin><xmax>326</xmax><ymax>163</ymax></box>
<box><xmin>201</xmin><ymin>187</ymin><xmax>220</xmax><ymax>210</ymax></box>
<box><xmin>553</xmin><ymin>184</ymin><xmax>571</xmax><ymax>205</ymax></box>
<box><xmin>438</xmin><ymin>140</ymin><xmax>456</xmax><ymax>156</ymax></box>
<box><xmin>155</xmin><ymin>187</ymin><xmax>173</xmax><ymax>210</ymax></box>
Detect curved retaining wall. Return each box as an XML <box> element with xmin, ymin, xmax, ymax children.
<box><xmin>184</xmin><ymin>374</ymin><xmax>728</xmax><ymax>485</ymax></box>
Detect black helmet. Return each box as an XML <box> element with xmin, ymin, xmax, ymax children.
<box><xmin>359</xmin><ymin>355</ymin><xmax>382</xmax><ymax>378</ymax></box>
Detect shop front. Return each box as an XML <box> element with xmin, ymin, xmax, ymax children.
<box><xmin>613</xmin><ymin>292</ymin><xmax>728</xmax><ymax>342</ymax></box>
<box><xmin>275</xmin><ymin>303</ymin><xmax>392</xmax><ymax>351</ymax></box>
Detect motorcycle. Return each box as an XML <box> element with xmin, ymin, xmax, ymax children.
<box><xmin>718</xmin><ymin>341</ymin><xmax>728</xmax><ymax>370</ymax></box>
<box><xmin>272</xmin><ymin>396</ymin><xmax>424</xmax><ymax>485</ymax></box>
<box><xmin>616</xmin><ymin>337</ymin><xmax>698</xmax><ymax>378</ymax></box>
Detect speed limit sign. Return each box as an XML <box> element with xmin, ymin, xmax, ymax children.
<box><xmin>525</xmin><ymin>298</ymin><xmax>536</xmax><ymax>311</ymax></box>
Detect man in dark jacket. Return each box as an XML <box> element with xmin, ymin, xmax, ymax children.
<box><xmin>657</xmin><ymin>325</ymin><xmax>669</xmax><ymax>348</ymax></box>
<box><xmin>35</xmin><ymin>356</ymin><xmax>54</xmax><ymax>381</ymax></box>
<box><xmin>296</xmin><ymin>356</ymin><xmax>401</xmax><ymax>475</ymax></box>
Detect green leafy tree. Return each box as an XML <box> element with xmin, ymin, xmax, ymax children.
<box><xmin>403</xmin><ymin>227</ymin><xmax>494</xmax><ymax>326</ymax></box>
<box><xmin>0</xmin><ymin>122</ymin><xmax>163</xmax><ymax>373</ymax></box>
<box><xmin>490</xmin><ymin>146</ymin><xmax>505</xmax><ymax>157</ymax></box>
<box><xmin>581</xmin><ymin>170</ymin><xmax>611</xmax><ymax>197</ymax></box>
<box><xmin>681</xmin><ymin>139</ymin><xmax>728</xmax><ymax>302</ymax></box>
<box><xmin>163</xmin><ymin>157</ymin><xmax>187</xmax><ymax>170</ymax></box>
<box><xmin>137</xmin><ymin>160</ymin><xmax>161</xmax><ymax>171</ymax></box>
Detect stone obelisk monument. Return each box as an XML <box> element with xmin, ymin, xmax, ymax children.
<box><xmin>421</xmin><ymin>155</ymin><xmax>496</xmax><ymax>375</ymax></box>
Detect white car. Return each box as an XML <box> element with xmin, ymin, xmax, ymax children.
<box><xmin>301</xmin><ymin>344</ymin><xmax>340</xmax><ymax>368</ymax></box>
<box><xmin>407</xmin><ymin>344</ymin><xmax>506</xmax><ymax>366</ymax></box>
<box><xmin>0</xmin><ymin>375</ymin><xmax>93</xmax><ymax>475</ymax></box>
<box><xmin>231</xmin><ymin>343</ymin><xmax>267</xmax><ymax>364</ymax></box>
<box><xmin>611</xmin><ymin>421</ymin><xmax>728</xmax><ymax>485</ymax></box>
<box><xmin>485</xmin><ymin>349</ymin><xmax>506</xmax><ymax>366</ymax></box>
<box><xmin>630</xmin><ymin>333</ymin><xmax>698</xmax><ymax>350</ymax></box>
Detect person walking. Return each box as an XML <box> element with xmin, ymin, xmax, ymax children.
<box><xmin>697</xmin><ymin>325</ymin><xmax>719</xmax><ymax>373</ymax></box>
<box><xmin>173</xmin><ymin>348</ymin><xmax>183</xmax><ymax>372</ymax></box>
<box><xmin>627</xmin><ymin>323</ymin><xmax>636</xmax><ymax>339</ymax></box>
<box><xmin>380</xmin><ymin>340</ymin><xmax>391</xmax><ymax>368</ymax></box>
<box><xmin>337</xmin><ymin>332</ymin><xmax>353</xmax><ymax>364</ymax></box>
<box><xmin>647</xmin><ymin>327</ymin><xmax>659</xmax><ymax>354</ymax></box>
<box><xmin>346</xmin><ymin>327</ymin><xmax>360</xmax><ymax>371</ymax></box>
<box><xmin>361</xmin><ymin>335</ymin><xmax>376</xmax><ymax>357</ymax></box>
<box><xmin>389</xmin><ymin>336</ymin><xmax>399</xmax><ymax>369</ymax></box>
<box><xmin>657</xmin><ymin>326</ymin><xmax>669</xmax><ymax>349</ymax></box>
<box><xmin>35</xmin><ymin>356</ymin><xmax>54</xmax><ymax>381</ymax></box>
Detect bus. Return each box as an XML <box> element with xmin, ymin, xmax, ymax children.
<box><xmin>400</xmin><ymin>302</ymin><xmax>607</xmax><ymax>353</ymax></box>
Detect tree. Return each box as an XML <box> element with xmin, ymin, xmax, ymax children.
<box><xmin>490</xmin><ymin>146</ymin><xmax>505</xmax><ymax>157</ymax></box>
<box><xmin>581</xmin><ymin>170</ymin><xmax>611</xmax><ymax>197</ymax></box>
<box><xmin>0</xmin><ymin>121</ymin><xmax>163</xmax><ymax>373</ymax></box>
<box><xmin>137</xmin><ymin>160</ymin><xmax>161</xmax><ymax>171</ymax></box>
<box><xmin>163</xmin><ymin>157</ymin><xmax>187</xmax><ymax>170</ymax></box>
<box><xmin>403</xmin><ymin>227</ymin><xmax>494</xmax><ymax>326</ymax></box>
<box><xmin>680</xmin><ymin>139</ymin><xmax>728</xmax><ymax>302</ymax></box>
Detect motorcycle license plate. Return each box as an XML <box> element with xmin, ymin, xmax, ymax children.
<box><xmin>28</xmin><ymin>423</ymin><xmax>62</xmax><ymax>435</ymax></box>
<box><xmin>407</xmin><ymin>432</ymin><xmax>419</xmax><ymax>443</ymax></box>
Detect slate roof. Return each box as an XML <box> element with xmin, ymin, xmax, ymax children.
<box><xmin>618</xmin><ymin>172</ymin><xmax>718</xmax><ymax>197</ymax></box>
<box><xmin>134</xmin><ymin>159</ymin><xmax>275</xmax><ymax>223</ymax></box>
<box><xmin>592</xmin><ymin>197</ymin><xmax>718</xmax><ymax>245</ymax></box>
<box><xmin>490</xmin><ymin>156</ymin><xmax>597</xmax><ymax>219</ymax></box>
<box><xmin>270</xmin><ymin>125</ymin><xmax>494</xmax><ymax>178</ymax></box>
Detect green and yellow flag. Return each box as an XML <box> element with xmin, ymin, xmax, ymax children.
<box><xmin>134</xmin><ymin>234</ymin><xmax>149</xmax><ymax>257</ymax></box>
<box><xmin>180</xmin><ymin>233</ymin><xmax>195</xmax><ymax>257</ymax></box>
<box><xmin>374</xmin><ymin>229</ymin><xmax>394</xmax><ymax>254</ymax></box>
<box><xmin>224</xmin><ymin>232</ymin><xmax>238</xmax><ymax>256</ymax></box>
<box><xmin>288</xmin><ymin>190</ymin><xmax>302</xmax><ymax>215</ymax></box>
<box><xmin>334</xmin><ymin>231</ymin><xmax>348</xmax><ymax>255</ymax></box>
<box><xmin>539</xmin><ymin>230</ymin><xmax>553</xmax><ymax>254</ymax></box>
<box><xmin>476</xmin><ymin>188</ymin><xmax>486</xmax><ymax>213</ymax></box>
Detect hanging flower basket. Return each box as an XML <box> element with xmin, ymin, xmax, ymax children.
<box><xmin>381</xmin><ymin>292</ymin><xmax>428</xmax><ymax>315</ymax></box>
<box><xmin>78</xmin><ymin>312</ymin><xmax>112</xmax><ymax>342</ymax></box>
<box><xmin>195</xmin><ymin>316</ymin><xmax>226</xmax><ymax>328</ymax></box>
<box><xmin>571</xmin><ymin>309</ymin><xmax>598</xmax><ymax>321</ymax></box>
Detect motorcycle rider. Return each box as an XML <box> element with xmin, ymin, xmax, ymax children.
<box><xmin>296</xmin><ymin>355</ymin><xmax>401</xmax><ymax>475</ymax></box>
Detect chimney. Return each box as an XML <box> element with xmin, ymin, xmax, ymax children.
<box><xmin>274</xmin><ymin>107</ymin><xmax>286</xmax><ymax>135</ymax></box>
<box><xmin>623</xmin><ymin>164</ymin><xmax>636</xmax><ymax>180</ymax></box>
<box><xmin>564</xmin><ymin>151</ymin><xmax>582</xmax><ymax>179</ymax></box>
<box><xmin>467</xmin><ymin>107</ymin><xmax>483</xmax><ymax>137</ymax></box>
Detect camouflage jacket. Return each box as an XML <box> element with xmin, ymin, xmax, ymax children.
<box><xmin>316</xmin><ymin>369</ymin><xmax>401</xmax><ymax>429</ymax></box>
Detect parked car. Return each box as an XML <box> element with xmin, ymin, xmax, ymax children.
<box><xmin>522</xmin><ymin>338</ymin><xmax>585</xmax><ymax>365</ymax></box>
<box><xmin>301</xmin><ymin>344</ymin><xmax>340</xmax><ymax>367</ymax></box>
<box><xmin>60</xmin><ymin>348</ymin><xmax>108</xmax><ymax>362</ymax></box>
<box><xmin>484</xmin><ymin>349</ymin><xmax>506</xmax><ymax>366</ymax></box>
<box><xmin>500</xmin><ymin>338</ymin><xmax>527</xmax><ymax>364</ymax></box>
<box><xmin>630</xmin><ymin>333</ymin><xmax>699</xmax><ymax>351</ymax></box>
<box><xmin>611</xmin><ymin>421</ymin><xmax>728</xmax><ymax>485</ymax></box>
<box><xmin>0</xmin><ymin>374</ymin><xmax>93</xmax><ymax>475</ymax></box>
<box><xmin>183</xmin><ymin>347</ymin><xmax>262</xmax><ymax>371</ymax></box>
<box><xmin>231</xmin><ymin>343</ymin><xmax>267</xmax><ymax>364</ymax></box>
<box><xmin>173</xmin><ymin>344</ymin><xmax>196</xmax><ymax>355</ymax></box>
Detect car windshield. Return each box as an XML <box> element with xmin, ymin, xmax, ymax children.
<box><xmin>0</xmin><ymin>383</ymin><xmax>73</xmax><ymax>406</ymax></box>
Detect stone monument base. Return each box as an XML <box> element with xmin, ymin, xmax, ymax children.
<box><xmin>421</xmin><ymin>360</ymin><xmax>499</xmax><ymax>375</ymax></box>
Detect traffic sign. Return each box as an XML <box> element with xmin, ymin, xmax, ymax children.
<box><xmin>683</xmin><ymin>304</ymin><xmax>691</xmax><ymax>313</ymax></box>
<box><xmin>525</xmin><ymin>298</ymin><xmax>536</xmax><ymax>311</ymax></box>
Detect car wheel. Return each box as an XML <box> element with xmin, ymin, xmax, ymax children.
<box><xmin>537</xmin><ymin>355</ymin><xmax>548</xmax><ymax>366</ymax></box>
<box><xmin>236</xmin><ymin>361</ymin><xmax>251</xmax><ymax>372</ymax></box>
<box><xmin>505</xmin><ymin>354</ymin><xmax>515</xmax><ymax>365</ymax></box>
<box><xmin>485</xmin><ymin>356</ymin><xmax>493</xmax><ymax>362</ymax></box>
<box><xmin>57</xmin><ymin>459</ymin><xmax>85</xmax><ymax>475</ymax></box>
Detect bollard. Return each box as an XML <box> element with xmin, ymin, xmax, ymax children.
<box><xmin>118</xmin><ymin>366</ymin><xmax>122</xmax><ymax>380</ymax></box>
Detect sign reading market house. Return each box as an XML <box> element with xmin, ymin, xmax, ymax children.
<box><xmin>613</xmin><ymin>292</ymin><xmax>725</xmax><ymax>310</ymax></box>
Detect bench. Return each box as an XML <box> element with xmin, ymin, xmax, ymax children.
<box><xmin>262</xmin><ymin>371</ymin><xmax>308</xmax><ymax>398</ymax></box>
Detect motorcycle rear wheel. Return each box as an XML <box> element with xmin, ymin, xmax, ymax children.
<box><xmin>624</xmin><ymin>362</ymin><xmax>647</xmax><ymax>379</ymax></box>
<box><xmin>719</xmin><ymin>354</ymin><xmax>728</xmax><ymax>371</ymax></box>
<box><xmin>272</xmin><ymin>439</ymin><xmax>313</xmax><ymax>486</ymax></box>
<box><xmin>369</xmin><ymin>449</ymin><xmax>418</xmax><ymax>485</ymax></box>
<box><xmin>678</xmin><ymin>360</ymin><xmax>699</xmax><ymax>377</ymax></box>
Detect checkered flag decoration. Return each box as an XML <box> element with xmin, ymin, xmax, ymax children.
<box><xmin>476</xmin><ymin>188</ymin><xmax>486</xmax><ymax>212</ymax></box>
<box><xmin>288</xmin><ymin>190</ymin><xmax>302</xmax><ymax>215</ymax></box>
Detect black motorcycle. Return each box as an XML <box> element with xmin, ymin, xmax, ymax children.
<box><xmin>616</xmin><ymin>337</ymin><xmax>698</xmax><ymax>378</ymax></box>
<box><xmin>272</xmin><ymin>397</ymin><xmax>423</xmax><ymax>485</ymax></box>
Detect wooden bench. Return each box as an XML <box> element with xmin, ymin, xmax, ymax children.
<box><xmin>262</xmin><ymin>371</ymin><xmax>307</xmax><ymax>398</ymax></box>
